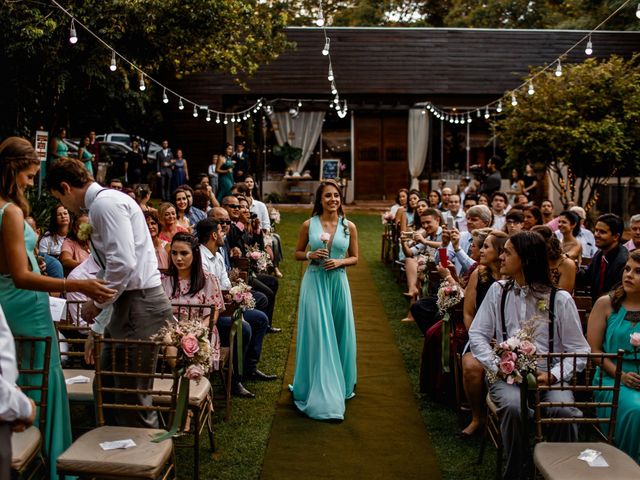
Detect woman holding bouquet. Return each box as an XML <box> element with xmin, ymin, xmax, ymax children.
<box><xmin>587</xmin><ymin>250</ymin><xmax>640</xmax><ymax>462</ymax></box>
<box><xmin>292</xmin><ymin>179</ymin><xmax>358</xmax><ymax>420</ymax></box>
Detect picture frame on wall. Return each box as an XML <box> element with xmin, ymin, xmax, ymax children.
<box><xmin>320</xmin><ymin>158</ymin><xmax>340</xmax><ymax>181</ymax></box>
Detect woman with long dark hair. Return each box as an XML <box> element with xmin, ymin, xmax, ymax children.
<box><xmin>38</xmin><ymin>203</ymin><xmax>70</xmax><ymax>258</ymax></box>
<box><xmin>292</xmin><ymin>179</ymin><xmax>358</xmax><ymax>420</ymax></box>
<box><xmin>59</xmin><ymin>211</ymin><xmax>90</xmax><ymax>275</ymax></box>
<box><xmin>556</xmin><ymin>210</ymin><xmax>582</xmax><ymax>263</ymax></box>
<box><xmin>587</xmin><ymin>250</ymin><xmax>640</xmax><ymax>462</ymax></box>
<box><xmin>522</xmin><ymin>205</ymin><xmax>543</xmax><ymax>231</ymax></box>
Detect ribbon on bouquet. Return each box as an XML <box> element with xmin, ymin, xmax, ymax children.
<box><xmin>441</xmin><ymin>311</ymin><xmax>451</xmax><ymax>373</ymax></box>
<box><xmin>152</xmin><ymin>371</ymin><xmax>190</xmax><ymax>443</ymax></box>
<box><xmin>231</xmin><ymin>308</ymin><xmax>244</xmax><ymax>376</ymax></box>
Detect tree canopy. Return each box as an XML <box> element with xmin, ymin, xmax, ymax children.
<box><xmin>497</xmin><ymin>55</ymin><xmax>640</xmax><ymax>209</ymax></box>
<box><xmin>0</xmin><ymin>0</ymin><xmax>291</xmax><ymax>137</ymax></box>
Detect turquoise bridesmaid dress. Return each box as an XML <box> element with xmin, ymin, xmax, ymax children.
<box><xmin>291</xmin><ymin>215</ymin><xmax>357</xmax><ymax>420</ymax></box>
<box><xmin>0</xmin><ymin>203</ymin><xmax>74</xmax><ymax>478</ymax></box>
<box><xmin>594</xmin><ymin>306</ymin><xmax>640</xmax><ymax>462</ymax></box>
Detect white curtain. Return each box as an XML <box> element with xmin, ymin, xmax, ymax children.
<box><xmin>408</xmin><ymin>109</ymin><xmax>430</xmax><ymax>190</ymax></box>
<box><xmin>269</xmin><ymin>111</ymin><xmax>325</xmax><ymax>173</ymax></box>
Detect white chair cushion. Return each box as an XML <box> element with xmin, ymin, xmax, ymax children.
<box><xmin>11</xmin><ymin>426</ymin><xmax>41</xmax><ymax>471</ymax></box>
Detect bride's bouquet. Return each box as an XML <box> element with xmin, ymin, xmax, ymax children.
<box><xmin>487</xmin><ymin>319</ymin><xmax>539</xmax><ymax>385</ymax></box>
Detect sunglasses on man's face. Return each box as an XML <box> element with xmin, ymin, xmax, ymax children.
<box><xmin>218</xmin><ymin>220</ymin><xmax>232</xmax><ymax>225</ymax></box>
<box><xmin>224</xmin><ymin>204</ymin><xmax>240</xmax><ymax>209</ymax></box>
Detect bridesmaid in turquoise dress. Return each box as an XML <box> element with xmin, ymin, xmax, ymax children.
<box><xmin>216</xmin><ymin>144</ymin><xmax>235</xmax><ymax>204</ymax></box>
<box><xmin>291</xmin><ymin>179</ymin><xmax>358</xmax><ymax>420</ymax></box>
<box><xmin>587</xmin><ymin>250</ymin><xmax>640</xmax><ymax>463</ymax></box>
<box><xmin>0</xmin><ymin>137</ymin><xmax>115</xmax><ymax>478</ymax></box>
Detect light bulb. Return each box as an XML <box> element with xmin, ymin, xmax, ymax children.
<box><xmin>585</xmin><ymin>36</ymin><xmax>593</xmax><ymax>56</ymax></box>
<box><xmin>298</xmin><ymin>100</ymin><xmax>302</xmax><ymax>108</ymax></box>
<box><xmin>206</xmin><ymin>111</ymin><xmax>211</xmax><ymax>122</ymax></box>
<box><xmin>331</xmin><ymin>82</ymin><xmax>338</xmax><ymax>95</ymax></box>
<box><xmin>555</xmin><ymin>61</ymin><xmax>562</xmax><ymax>77</ymax></box>
<box><xmin>511</xmin><ymin>93</ymin><xmax>517</xmax><ymax>107</ymax></box>
<box><xmin>178</xmin><ymin>98</ymin><xmax>184</xmax><ymax>110</ymax></box>
<box><xmin>322</xmin><ymin>38</ymin><xmax>330</xmax><ymax>56</ymax></box>
<box><xmin>316</xmin><ymin>11</ymin><xmax>325</xmax><ymax>27</ymax></box>
<box><xmin>69</xmin><ymin>19</ymin><xmax>78</xmax><ymax>44</ymax></box>
<box><xmin>454</xmin><ymin>116</ymin><xmax>459</xmax><ymax>124</ymax></box>
<box><xmin>193</xmin><ymin>105</ymin><xmax>198</xmax><ymax>118</ymax></box>
<box><xmin>215</xmin><ymin>114</ymin><xmax>220</xmax><ymax>124</ymax></box>
<box><xmin>528</xmin><ymin>81</ymin><xmax>535</xmax><ymax>96</ymax></box>
<box><xmin>334</xmin><ymin>95</ymin><xmax>340</xmax><ymax>105</ymax></box>
<box><xmin>328</xmin><ymin>65</ymin><xmax>334</xmax><ymax>82</ymax></box>
<box><xmin>484</xmin><ymin>107</ymin><xmax>490</xmax><ymax>119</ymax></box>
<box><xmin>467</xmin><ymin>113</ymin><xmax>472</xmax><ymax>123</ymax></box>
<box><xmin>421</xmin><ymin>109</ymin><xmax>426</xmax><ymax>115</ymax></box>
<box><xmin>496</xmin><ymin>101</ymin><xmax>503</xmax><ymax>113</ymax></box>
<box><xmin>223</xmin><ymin>116</ymin><xmax>229</xmax><ymax>125</ymax></box>
<box><xmin>476</xmin><ymin>109</ymin><xmax>481</xmax><ymax>118</ymax></box>
<box><xmin>162</xmin><ymin>89</ymin><xmax>169</xmax><ymax>104</ymax></box>
<box><xmin>231</xmin><ymin>115</ymin><xmax>236</xmax><ymax>123</ymax></box>
<box><xmin>342</xmin><ymin>100</ymin><xmax>347</xmax><ymax>111</ymax></box>
<box><xmin>337</xmin><ymin>109</ymin><xmax>347</xmax><ymax>119</ymax></box>
<box><xmin>138</xmin><ymin>73</ymin><xmax>146</xmax><ymax>91</ymax></box>
<box><xmin>636</xmin><ymin>3</ymin><xmax>640</xmax><ymax>19</ymax></box>
<box><xmin>110</xmin><ymin>51</ymin><xmax>117</xmax><ymax>71</ymax></box>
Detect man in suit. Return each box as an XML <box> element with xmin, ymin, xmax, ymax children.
<box><xmin>232</xmin><ymin>142</ymin><xmax>249</xmax><ymax>183</ymax></box>
<box><xmin>577</xmin><ymin>213</ymin><xmax>628</xmax><ymax>302</ymax></box>
<box><xmin>156</xmin><ymin>139</ymin><xmax>173</xmax><ymax>200</ymax></box>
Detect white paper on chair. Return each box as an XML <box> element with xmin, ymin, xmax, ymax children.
<box><xmin>99</xmin><ymin>439</ymin><xmax>137</xmax><ymax>450</ymax></box>
<box><xmin>578</xmin><ymin>449</ymin><xmax>609</xmax><ymax>467</ymax></box>
<box><xmin>65</xmin><ymin>375</ymin><xmax>91</xmax><ymax>384</ymax></box>
<box><xmin>49</xmin><ymin>296</ymin><xmax>67</xmax><ymax>322</ymax></box>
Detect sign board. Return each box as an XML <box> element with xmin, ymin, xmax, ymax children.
<box><xmin>320</xmin><ymin>158</ymin><xmax>340</xmax><ymax>180</ymax></box>
<box><xmin>35</xmin><ymin>130</ymin><xmax>48</xmax><ymax>195</ymax></box>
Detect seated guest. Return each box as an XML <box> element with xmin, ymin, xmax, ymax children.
<box><xmin>540</xmin><ymin>199</ymin><xmax>555</xmax><ymax>224</ymax></box>
<box><xmin>178</xmin><ymin>184</ymin><xmax>208</xmax><ymax>224</ymax></box>
<box><xmin>587</xmin><ymin>250</ymin><xmax>640</xmax><ymax>462</ymax></box>
<box><xmin>173</xmin><ymin>188</ymin><xmax>192</xmax><ymax>231</ymax></box>
<box><xmin>577</xmin><ymin>213</ymin><xmax>628</xmax><ymax>302</ymax></box>
<box><xmin>145</xmin><ymin>211</ymin><xmax>170</xmax><ymax>270</ymax></box>
<box><xmin>522</xmin><ymin>205</ymin><xmax>543</xmax><ymax>231</ymax></box>
<box><xmin>504</xmin><ymin>209</ymin><xmax>524</xmax><ymax>235</ymax></box>
<box><xmin>443</xmin><ymin>194</ymin><xmax>466</xmax><ymax>232</ymax></box>
<box><xmin>463</xmin><ymin>194</ymin><xmax>479</xmax><ymax>212</ymax></box>
<box><xmin>427</xmin><ymin>190</ymin><xmax>441</xmax><ymax>210</ymax></box>
<box><xmin>59</xmin><ymin>211</ymin><xmax>90</xmax><ymax>276</ymax></box>
<box><xmin>402</xmin><ymin>208</ymin><xmax>443</xmax><ymax>300</ymax></box>
<box><xmin>532</xmin><ymin>226</ymin><xmax>576</xmax><ymax>292</ymax></box>
<box><xmin>134</xmin><ymin>184</ymin><xmax>155</xmax><ymax>214</ymax></box>
<box><xmin>26</xmin><ymin>216</ymin><xmax>63</xmax><ymax>279</ymax></box>
<box><xmin>398</xmin><ymin>190</ymin><xmax>421</xmax><ymax>234</ymax></box>
<box><xmin>469</xmin><ymin>231</ymin><xmax>590</xmax><ymax>479</ymax></box>
<box><xmin>569</xmin><ymin>206</ymin><xmax>597</xmax><ymax>259</ymax></box>
<box><xmin>192</xmin><ymin>189</ymin><xmax>211</xmax><ymax>215</ymax></box>
<box><xmin>623</xmin><ymin>213</ymin><xmax>639</xmax><ymax>252</ymax></box>
<box><xmin>390</xmin><ymin>188</ymin><xmax>409</xmax><ymax>220</ymax></box>
<box><xmin>490</xmin><ymin>192</ymin><xmax>508</xmax><ymax>230</ymax></box>
<box><xmin>158</xmin><ymin>202</ymin><xmax>188</xmax><ymax>242</ymax></box>
<box><xmin>555</xmin><ymin>210</ymin><xmax>582</xmax><ymax>263</ymax></box>
<box><xmin>38</xmin><ymin>203</ymin><xmax>69</xmax><ymax>258</ymax></box>
<box><xmin>459</xmin><ymin>230</ymin><xmax>508</xmax><ymax>438</ymax></box>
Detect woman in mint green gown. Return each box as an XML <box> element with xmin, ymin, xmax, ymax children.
<box><xmin>588</xmin><ymin>250</ymin><xmax>640</xmax><ymax>463</ymax></box>
<box><xmin>0</xmin><ymin>137</ymin><xmax>115</xmax><ymax>478</ymax></box>
<box><xmin>291</xmin><ymin>179</ymin><xmax>358</xmax><ymax>420</ymax></box>
<box><xmin>216</xmin><ymin>144</ymin><xmax>235</xmax><ymax>204</ymax></box>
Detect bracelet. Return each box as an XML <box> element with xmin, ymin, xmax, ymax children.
<box><xmin>306</xmin><ymin>251</ymin><xmax>312</xmax><ymax>260</ymax></box>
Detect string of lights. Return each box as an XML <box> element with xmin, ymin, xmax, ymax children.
<box><xmin>420</xmin><ymin>0</ymin><xmax>637</xmax><ymax>124</ymax></box>
<box><xmin>51</xmin><ymin>0</ymin><xmax>264</xmax><ymax>125</ymax></box>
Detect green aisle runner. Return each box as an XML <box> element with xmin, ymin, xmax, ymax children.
<box><xmin>260</xmin><ymin>257</ymin><xmax>441</xmax><ymax>480</ymax></box>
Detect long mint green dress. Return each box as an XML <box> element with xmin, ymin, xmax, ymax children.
<box><xmin>216</xmin><ymin>157</ymin><xmax>235</xmax><ymax>203</ymax></box>
<box><xmin>291</xmin><ymin>215</ymin><xmax>357</xmax><ymax>420</ymax></box>
<box><xmin>594</xmin><ymin>306</ymin><xmax>640</xmax><ymax>462</ymax></box>
<box><xmin>0</xmin><ymin>203</ymin><xmax>73</xmax><ymax>478</ymax></box>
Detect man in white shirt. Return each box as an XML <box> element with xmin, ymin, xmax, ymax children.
<box><xmin>47</xmin><ymin>158</ymin><xmax>173</xmax><ymax>427</ymax></box>
<box><xmin>442</xmin><ymin>194</ymin><xmax>467</xmax><ymax>232</ymax></box>
<box><xmin>490</xmin><ymin>191</ymin><xmax>508</xmax><ymax>230</ymax></box>
<box><xmin>469</xmin><ymin>231</ymin><xmax>590</xmax><ymax>480</ymax></box>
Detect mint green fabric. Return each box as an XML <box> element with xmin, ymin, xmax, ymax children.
<box><xmin>290</xmin><ymin>215</ymin><xmax>356</xmax><ymax>420</ymax></box>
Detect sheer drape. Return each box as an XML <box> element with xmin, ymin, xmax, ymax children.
<box><xmin>269</xmin><ymin>111</ymin><xmax>325</xmax><ymax>173</ymax></box>
<box><xmin>408</xmin><ymin>109</ymin><xmax>430</xmax><ymax>190</ymax></box>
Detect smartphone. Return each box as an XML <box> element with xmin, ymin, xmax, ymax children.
<box><xmin>438</xmin><ymin>247</ymin><xmax>449</xmax><ymax>268</ymax></box>
<box><xmin>446</xmin><ymin>216</ymin><xmax>454</xmax><ymax>230</ymax></box>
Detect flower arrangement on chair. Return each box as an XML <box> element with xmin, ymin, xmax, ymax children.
<box><xmin>436</xmin><ymin>280</ymin><xmax>463</xmax><ymax>373</ymax></box>
<box><xmin>224</xmin><ymin>280</ymin><xmax>256</xmax><ymax>376</ymax></box>
<box><xmin>247</xmin><ymin>245</ymin><xmax>272</xmax><ymax>276</ymax></box>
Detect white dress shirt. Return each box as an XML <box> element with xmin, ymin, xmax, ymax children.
<box><xmin>85</xmin><ymin>182</ymin><xmax>160</xmax><ymax>308</ymax></box>
<box><xmin>200</xmin><ymin>245</ymin><xmax>231</xmax><ymax>290</ymax></box>
<box><xmin>469</xmin><ymin>280</ymin><xmax>590</xmax><ymax>381</ymax></box>
<box><xmin>0</xmin><ymin>305</ymin><xmax>33</xmax><ymax>422</ymax></box>
<box><xmin>250</xmin><ymin>200</ymin><xmax>271</xmax><ymax>231</ymax></box>
<box><xmin>442</xmin><ymin>209</ymin><xmax>467</xmax><ymax>232</ymax></box>
<box><xmin>491</xmin><ymin>212</ymin><xmax>507</xmax><ymax>230</ymax></box>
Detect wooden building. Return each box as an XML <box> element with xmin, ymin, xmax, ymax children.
<box><xmin>163</xmin><ymin>27</ymin><xmax>640</xmax><ymax>201</ymax></box>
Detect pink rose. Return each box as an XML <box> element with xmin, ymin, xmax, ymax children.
<box><xmin>181</xmin><ymin>333</ymin><xmax>200</xmax><ymax>358</ymax></box>
<box><xmin>249</xmin><ymin>251</ymin><xmax>262</xmax><ymax>261</ymax></box>
<box><xmin>501</xmin><ymin>351</ymin><xmax>517</xmax><ymax>363</ymax></box>
<box><xmin>499</xmin><ymin>360</ymin><xmax>515</xmax><ymax>375</ymax></box>
<box><xmin>498</xmin><ymin>341</ymin><xmax>510</xmax><ymax>350</ymax></box>
<box><xmin>233</xmin><ymin>292</ymin><xmax>244</xmax><ymax>303</ymax></box>
<box><xmin>320</xmin><ymin>232</ymin><xmax>331</xmax><ymax>243</ymax></box>
<box><xmin>242</xmin><ymin>292</ymin><xmax>253</xmax><ymax>303</ymax></box>
<box><xmin>519</xmin><ymin>340</ymin><xmax>537</xmax><ymax>356</ymax></box>
<box><xmin>185</xmin><ymin>364</ymin><xmax>204</xmax><ymax>381</ymax></box>
<box><xmin>444</xmin><ymin>287</ymin><xmax>452</xmax><ymax>295</ymax></box>
<box><xmin>630</xmin><ymin>333</ymin><xmax>640</xmax><ymax>348</ymax></box>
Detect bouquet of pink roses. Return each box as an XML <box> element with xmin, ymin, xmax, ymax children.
<box><xmin>487</xmin><ymin>321</ymin><xmax>539</xmax><ymax>385</ymax></box>
<box><xmin>247</xmin><ymin>245</ymin><xmax>272</xmax><ymax>275</ymax></box>
<box><xmin>224</xmin><ymin>280</ymin><xmax>255</xmax><ymax>375</ymax></box>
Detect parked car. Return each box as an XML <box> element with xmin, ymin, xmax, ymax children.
<box><xmin>95</xmin><ymin>133</ymin><xmax>160</xmax><ymax>160</ymax></box>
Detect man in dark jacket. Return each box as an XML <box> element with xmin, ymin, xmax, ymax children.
<box><xmin>577</xmin><ymin>213</ymin><xmax>628</xmax><ymax>302</ymax></box>
<box><xmin>478</xmin><ymin>156</ymin><xmax>503</xmax><ymax>197</ymax></box>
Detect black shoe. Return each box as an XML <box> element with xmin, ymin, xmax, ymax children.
<box><xmin>231</xmin><ymin>382</ymin><xmax>255</xmax><ymax>398</ymax></box>
<box><xmin>267</xmin><ymin>327</ymin><xmax>282</xmax><ymax>334</ymax></box>
<box><xmin>247</xmin><ymin>369</ymin><xmax>278</xmax><ymax>382</ymax></box>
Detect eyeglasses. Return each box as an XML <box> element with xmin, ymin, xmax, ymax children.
<box><xmin>218</xmin><ymin>220</ymin><xmax>232</xmax><ymax>225</ymax></box>
<box><xmin>224</xmin><ymin>204</ymin><xmax>240</xmax><ymax>209</ymax></box>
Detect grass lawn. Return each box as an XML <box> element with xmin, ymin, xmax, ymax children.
<box><xmin>177</xmin><ymin>210</ymin><xmax>496</xmax><ymax>479</ymax></box>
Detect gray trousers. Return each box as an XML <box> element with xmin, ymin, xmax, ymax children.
<box><xmin>0</xmin><ymin>423</ymin><xmax>9</xmax><ymax>480</ymax></box>
<box><xmin>100</xmin><ymin>286</ymin><xmax>172</xmax><ymax>428</ymax></box>
<box><xmin>489</xmin><ymin>380</ymin><xmax>582</xmax><ymax>480</ymax></box>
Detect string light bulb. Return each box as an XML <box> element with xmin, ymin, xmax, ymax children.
<box><xmin>585</xmin><ymin>36</ymin><xmax>593</xmax><ymax>56</ymax></box>
<box><xmin>69</xmin><ymin>19</ymin><xmax>78</xmax><ymax>44</ymax></box>
<box><xmin>322</xmin><ymin>38</ymin><xmax>330</xmax><ymax>56</ymax></box>
<box><xmin>231</xmin><ymin>114</ymin><xmax>236</xmax><ymax>123</ymax></box>
<box><xmin>511</xmin><ymin>92</ymin><xmax>518</xmax><ymax>107</ymax></box>
<box><xmin>162</xmin><ymin>88</ymin><xmax>169</xmax><ymax>104</ymax></box>
<box><xmin>192</xmin><ymin>105</ymin><xmax>198</xmax><ymax>118</ymax></box>
<box><xmin>316</xmin><ymin>10</ymin><xmax>325</xmax><ymax>27</ymax></box>
<box><xmin>484</xmin><ymin>107</ymin><xmax>490</xmax><ymax>119</ymax></box>
<box><xmin>328</xmin><ymin>65</ymin><xmax>334</xmax><ymax>82</ymax></box>
<box><xmin>636</xmin><ymin>3</ymin><xmax>640</xmax><ymax>19</ymax></box>
<box><xmin>476</xmin><ymin>109</ymin><xmax>481</xmax><ymax>118</ymax></box>
<box><xmin>109</xmin><ymin>51</ymin><xmax>117</xmax><ymax>71</ymax></box>
<box><xmin>138</xmin><ymin>73</ymin><xmax>146</xmax><ymax>91</ymax></box>
<box><xmin>206</xmin><ymin>111</ymin><xmax>211</xmax><ymax>122</ymax></box>
<box><xmin>215</xmin><ymin>113</ymin><xmax>220</xmax><ymax>124</ymax></box>
<box><xmin>178</xmin><ymin>98</ymin><xmax>184</xmax><ymax>110</ymax></box>
<box><xmin>421</xmin><ymin>108</ymin><xmax>426</xmax><ymax>115</ymax></box>
<box><xmin>223</xmin><ymin>116</ymin><xmax>228</xmax><ymax>125</ymax></box>
<box><xmin>555</xmin><ymin>60</ymin><xmax>562</xmax><ymax>77</ymax></box>
<box><xmin>496</xmin><ymin>100</ymin><xmax>503</xmax><ymax>113</ymax></box>
<box><xmin>528</xmin><ymin>81</ymin><xmax>535</xmax><ymax>96</ymax></box>
<box><xmin>331</xmin><ymin>82</ymin><xmax>338</xmax><ymax>95</ymax></box>
<box><xmin>467</xmin><ymin>113</ymin><xmax>472</xmax><ymax>123</ymax></box>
